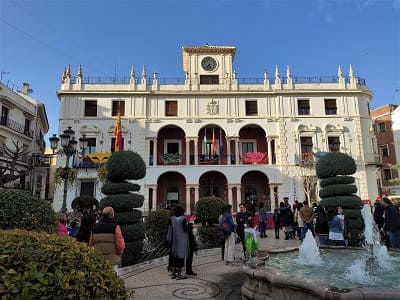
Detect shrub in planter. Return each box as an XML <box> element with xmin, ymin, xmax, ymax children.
<box><xmin>194</xmin><ymin>196</ymin><xmax>225</xmax><ymax>226</ymax></box>
<box><xmin>0</xmin><ymin>190</ymin><xmax>57</xmax><ymax>233</ymax></box>
<box><xmin>316</xmin><ymin>152</ymin><xmax>357</xmax><ymax>179</ymax></box>
<box><xmin>71</xmin><ymin>195</ymin><xmax>99</xmax><ymax>212</ymax></box>
<box><xmin>197</xmin><ymin>226</ymin><xmax>221</xmax><ymax>248</ymax></box>
<box><xmin>145</xmin><ymin>209</ymin><xmax>172</xmax><ymax>246</ymax></box>
<box><xmin>100</xmin><ymin>150</ymin><xmax>146</xmax><ymax>266</ymax></box>
<box><xmin>0</xmin><ymin>229</ymin><xmax>130</xmax><ymax>299</ymax></box>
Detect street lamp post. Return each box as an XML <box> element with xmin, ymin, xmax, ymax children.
<box><xmin>49</xmin><ymin>127</ymin><xmax>88</xmax><ymax>213</ymax></box>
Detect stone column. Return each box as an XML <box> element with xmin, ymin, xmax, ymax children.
<box><xmin>194</xmin><ymin>140</ymin><xmax>199</xmax><ymax>165</ymax></box>
<box><xmin>234</xmin><ymin>137</ymin><xmax>240</xmax><ymax>165</ymax></box>
<box><xmin>152</xmin><ymin>185</ymin><xmax>158</xmax><ymax>210</ymax></box>
<box><xmin>236</xmin><ymin>184</ymin><xmax>242</xmax><ymax>211</ymax></box>
<box><xmin>269</xmin><ymin>184</ymin><xmax>276</xmax><ymax>211</ymax></box>
<box><xmin>226</xmin><ymin>138</ymin><xmax>231</xmax><ymax>165</ymax></box>
<box><xmin>186</xmin><ymin>138</ymin><xmax>190</xmax><ymax>165</ymax></box>
<box><xmin>145</xmin><ymin>138</ymin><xmax>150</xmax><ymax>166</ymax></box>
<box><xmin>227</xmin><ymin>184</ymin><xmax>234</xmax><ymax>207</ymax></box>
<box><xmin>267</xmin><ymin>137</ymin><xmax>272</xmax><ymax>165</ymax></box>
<box><xmin>153</xmin><ymin>139</ymin><xmax>158</xmax><ymax>166</ymax></box>
<box><xmin>185</xmin><ymin>185</ymin><xmax>191</xmax><ymax>214</ymax></box>
<box><xmin>194</xmin><ymin>185</ymin><xmax>199</xmax><ymax>204</ymax></box>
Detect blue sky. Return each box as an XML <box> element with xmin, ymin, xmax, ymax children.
<box><xmin>1</xmin><ymin>0</ymin><xmax>399</xmax><ymax>139</ymax></box>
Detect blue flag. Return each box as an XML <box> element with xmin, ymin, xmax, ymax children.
<box><xmin>219</xmin><ymin>128</ymin><xmax>224</xmax><ymax>154</ymax></box>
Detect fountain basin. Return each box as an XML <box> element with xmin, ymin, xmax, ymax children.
<box><xmin>241</xmin><ymin>248</ymin><xmax>400</xmax><ymax>300</ymax></box>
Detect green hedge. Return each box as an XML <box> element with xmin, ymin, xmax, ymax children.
<box><xmin>197</xmin><ymin>226</ymin><xmax>221</xmax><ymax>248</ymax></box>
<box><xmin>319</xmin><ymin>176</ymin><xmax>355</xmax><ymax>188</ymax></box>
<box><xmin>100</xmin><ymin>194</ymin><xmax>144</xmax><ymax>211</ymax></box>
<box><xmin>121</xmin><ymin>240</ymin><xmax>144</xmax><ymax>267</ymax></box>
<box><xmin>145</xmin><ymin>209</ymin><xmax>171</xmax><ymax>246</ymax></box>
<box><xmin>342</xmin><ymin>209</ymin><xmax>362</xmax><ymax>219</ymax></box>
<box><xmin>115</xmin><ymin>210</ymin><xmax>142</xmax><ymax>225</ymax></box>
<box><xmin>316</xmin><ymin>152</ymin><xmax>357</xmax><ymax>179</ymax></box>
<box><xmin>194</xmin><ymin>196</ymin><xmax>225</xmax><ymax>225</ymax></box>
<box><xmin>319</xmin><ymin>195</ymin><xmax>362</xmax><ymax>208</ymax></box>
<box><xmin>0</xmin><ymin>191</ymin><xmax>57</xmax><ymax>233</ymax></box>
<box><xmin>101</xmin><ymin>182</ymin><xmax>141</xmax><ymax>194</ymax></box>
<box><xmin>0</xmin><ymin>229</ymin><xmax>130</xmax><ymax>299</ymax></box>
<box><xmin>107</xmin><ymin>151</ymin><xmax>146</xmax><ymax>182</ymax></box>
<box><xmin>71</xmin><ymin>195</ymin><xmax>99</xmax><ymax>211</ymax></box>
<box><xmin>348</xmin><ymin>218</ymin><xmax>364</xmax><ymax>230</ymax></box>
<box><xmin>319</xmin><ymin>184</ymin><xmax>358</xmax><ymax>198</ymax></box>
<box><xmin>121</xmin><ymin>222</ymin><xmax>145</xmax><ymax>241</ymax></box>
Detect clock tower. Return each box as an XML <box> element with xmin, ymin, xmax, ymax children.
<box><xmin>182</xmin><ymin>45</ymin><xmax>236</xmax><ymax>85</ymax></box>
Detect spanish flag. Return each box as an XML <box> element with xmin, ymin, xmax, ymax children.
<box><xmin>212</xmin><ymin>128</ymin><xmax>217</xmax><ymax>155</ymax></box>
<box><xmin>114</xmin><ymin>110</ymin><xmax>122</xmax><ymax>152</ymax></box>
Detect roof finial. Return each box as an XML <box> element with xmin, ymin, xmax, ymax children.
<box><xmin>338</xmin><ymin>65</ymin><xmax>343</xmax><ymax>78</ymax></box>
<box><xmin>349</xmin><ymin>64</ymin><xmax>354</xmax><ymax>78</ymax></box>
<box><xmin>264</xmin><ymin>69</ymin><xmax>268</xmax><ymax>80</ymax></box>
<box><xmin>286</xmin><ymin>65</ymin><xmax>292</xmax><ymax>79</ymax></box>
<box><xmin>275</xmin><ymin>65</ymin><xmax>280</xmax><ymax>78</ymax></box>
<box><xmin>77</xmin><ymin>65</ymin><xmax>83</xmax><ymax>77</ymax></box>
<box><xmin>130</xmin><ymin>65</ymin><xmax>135</xmax><ymax>79</ymax></box>
<box><xmin>66</xmin><ymin>65</ymin><xmax>71</xmax><ymax>77</ymax></box>
<box><xmin>141</xmin><ymin>65</ymin><xmax>146</xmax><ymax>78</ymax></box>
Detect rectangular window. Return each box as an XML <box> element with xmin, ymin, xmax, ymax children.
<box><xmin>84</xmin><ymin>100</ymin><xmax>97</xmax><ymax>116</ymax></box>
<box><xmin>24</xmin><ymin>119</ymin><xmax>31</xmax><ymax>136</ymax></box>
<box><xmin>328</xmin><ymin>136</ymin><xmax>340</xmax><ymax>152</ymax></box>
<box><xmin>324</xmin><ymin>99</ymin><xmax>337</xmax><ymax>115</ymax></box>
<box><xmin>377</xmin><ymin>122</ymin><xmax>386</xmax><ymax>133</ymax></box>
<box><xmin>300</xmin><ymin>136</ymin><xmax>313</xmax><ymax>154</ymax></box>
<box><xmin>298</xmin><ymin>100</ymin><xmax>310</xmax><ymax>115</ymax></box>
<box><xmin>111</xmin><ymin>137</ymin><xmax>124</xmax><ymax>153</ymax></box>
<box><xmin>1</xmin><ymin>106</ymin><xmax>9</xmax><ymax>126</ymax></box>
<box><xmin>0</xmin><ymin>135</ymin><xmax>6</xmax><ymax>154</ymax></box>
<box><xmin>165</xmin><ymin>101</ymin><xmax>177</xmax><ymax>116</ymax></box>
<box><xmin>112</xmin><ymin>100</ymin><xmax>125</xmax><ymax>116</ymax></box>
<box><xmin>80</xmin><ymin>181</ymin><xmax>95</xmax><ymax>197</ymax></box>
<box><xmin>167</xmin><ymin>142</ymin><xmax>179</xmax><ymax>154</ymax></box>
<box><xmin>241</xmin><ymin>142</ymin><xmax>254</xmax><ymax>154</ymax></box>
<box><xmin>383</xmin><ymin>169</ymin><xmax>392</xmax><ymax>181</ymax></box>
<box><xmin>245</xmin><ymin>101</ymin><xmax>258</xmax><ymax>116</ymax></box>
<box><xmin>379</xmin><ymin>145</ymin><xmax>389</xmax><ymax>157</ymax></box>
<box><xmin>200</xmin><ymin>75</ymin><xmax>219</xmax><ymax>84</ymax></box>
<box><xmin>84</xmin><ymin>138</ymin><xmax>96</xmax><ymax>154</ymax></box>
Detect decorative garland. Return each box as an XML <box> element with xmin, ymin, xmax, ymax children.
<box><xmin>54</xmin><ymin>167</ymin><xmax>78</xmax><ymax>186</ymax></box>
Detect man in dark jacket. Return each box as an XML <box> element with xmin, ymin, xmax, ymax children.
<box><xmin>90</xmin><ymin>207</ymin><xmax>125</xmax><ymax>271</ymax></box>
<box><xmin>236</xmin><ymin>203</ymin><xmax>253</xmax><ymax>255</ymax></box>
<box><xmin>383</xmin><ymin>198</ymin><xmax>400</xmax><ymax>249</ymax></box>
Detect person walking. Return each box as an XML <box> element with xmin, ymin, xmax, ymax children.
<box><xmin>314</xmin><ymin>205</ymin><xmax>329</xmax><ymax>246</ymax></box>
<box><xmin>166</xmin><ymin>205</ymin><xmax>190</xmax><ymax>279</ymax></box>
<box><xmin>383</xmin><ymin>198</ymin><xmax>400</xmax><ymax>249</ymax></box>
<box><xmin>280</xmin><ymin>197</ymin><xmax>294</xmax><ymax>239</ymax></box>
<box><xmin>244</xmin><ymin>218</ymin><xmax>258</xmax><ymax>266</ymax></box>
<box><xmin>185</xmin><ymin>214</ymin><xmax>198</xmax><ymax>276</ymax></box>
<box><xmin>219</xmin><ymin>204</ymin><xmax>236</xmax><ymax>265</ymax></box>
<box><xmin>90</xmin><ymin>207</ymin><xmax>125</xmax><ymax>271</ymax></box>
<box><xmin>295</xmin><ymin>202</ymin><xmax>304</xmax><ymax>241</ymax></box>
<box><xmin>257</xmin><ymin>202</ymin><xmax>267</xmax><ymax>238</ymax></box>
<box><xmin>328</xmin><ymin>206</ymin><xmax>351</xmax><ymax>247</ymax></box>
<box><xmin>74</xmin><ymin>213</ymin><xmax>95</xmax><ymax>244</ymax></box>
<box><xmin>236</xmin><ymin>203</ymin><xmax>253</xmax><ymax>254</ymax></box>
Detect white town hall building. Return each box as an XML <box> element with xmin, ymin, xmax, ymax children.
<box><xmin>53</xmin><ymin>45</ymin><xmax>381</xmax><ymax>214</ymax></box>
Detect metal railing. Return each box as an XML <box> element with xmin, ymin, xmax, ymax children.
<box><xmin>0</xmin><ymin>117</ymin><xmax>34</xmax><ymax>138</ymax></box>
<box><xmin>66</xmin><ymin>75</ymin><xmax>367</xmax><ymax>86</ymax></box>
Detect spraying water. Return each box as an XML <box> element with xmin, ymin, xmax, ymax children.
<box><xmin>298</xmin><ymin>229</ymin><xmax>322</xmax><ymax>265</ymax></box>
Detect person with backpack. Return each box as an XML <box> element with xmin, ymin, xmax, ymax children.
<box><xmin>219</xmin><ymin>204</ymin><xmax>236</xmax><ymax>265</ymax></box>
<box><xmin>236</xmin><ymin>203</ymin><xmax>253</xmax><ymax>254</ymax></box>
<box><xmin>383</xmin><ymin>198</ymin><xmax>400</xmax><ymax>249</ymax></box>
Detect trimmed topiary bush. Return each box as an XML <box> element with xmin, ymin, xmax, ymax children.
<box><xmin>317</xmin><ymin>153</ymin><xmax>363</xmax><ymax>246</ymax></box>
<box><xmin>71</xmin><ymin>195</ymin><xmax>99</xmax><ymax>212</ymax></box>
<box><xmin>316</xmin><ymin>152</ymin><xmax>357</xmax><ymax>179</ymax></box>
<box><xmin>100</xmin><ymin>150</ymin><xmax>146</xmax><ymax>266</ymax></box>
<box><xmin>197</xmin><ymin>226</ymin><xmax>221</xmax><ymax>248</ymax></box>
<box><xmin>145</xmin><ymin>209</ymin><xmax>172</xmax><ymax>246</ymax></box>
<box><xmin>0</xmin><ymin>190</ymin><xmax>57</xmax><ymax>233</ymax></box>
<box><xmin>101</xmin><ymin>182</ymin><xmax>141</xmax><ymax>194</ymax></box>
<box><xmin>194</xmin><ymin>196</ymin><xmax>225</xmax><ymax>226</ymax></box>
<box><xmin>319</xmin><ymin>184</ymin><xmax>358</xmax><ymax>198</ymax></box>
<box><xmin>319</xmin><ymin>176</ymin><xmax>355</xmax><ymax>188</ymax></box>
<box><xmin>106</xmin><ymin>151</ymin><xmax>146</xmax><ymax>182</ymax></box>
<box><xmin>0</xmin><ymin>229</ymin><xmax>130</xmax><ymax>299</ymax></box>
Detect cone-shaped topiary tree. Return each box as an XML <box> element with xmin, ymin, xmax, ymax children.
<box><xmin>316</xmin><ymin>152</ymin><xmax>363</xmax><ymax>246</ymax></box>
<box><xmin>100</xmin><ymin>150</ymin><xmax>146</xmax><ymax>266</ymax></box>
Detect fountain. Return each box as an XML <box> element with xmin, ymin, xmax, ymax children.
<box><xmin>241</xmin><ymin>204</ymin><xmax>400</xmax><ymax>299</ymax></box>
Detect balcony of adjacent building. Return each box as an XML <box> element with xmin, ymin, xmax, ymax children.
<box><xmin>0</xmin><ymin>115</ymin><xmax>34</xmax><ymax>139</ymax></box>
<box><xmin>147</xmin><ymin>125</ymin><xmax>277</xmax><ymax>167</ymax></box>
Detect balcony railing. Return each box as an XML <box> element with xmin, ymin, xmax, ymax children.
<box><xmin>0</xmin><ymin>116</ymin><xmax>33</xmax><ymax>138</ymax></box>
<box><xmin>72</xmin><ymin>156</ymin><xmax>101</xmax><ymax>168</ymax></box>
<box><xmin>66</xmin><ymin>75</ymin><xmax>367</xmax><ymax>86</ymax></box>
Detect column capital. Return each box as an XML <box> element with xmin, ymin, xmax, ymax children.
<box><xmin>145</xmin><ymin>184</ymin><xmax>158</xmax><ymax>189</ymax></box>
<box><xmin>228</xmin><ymin>183</ymin><xmax>241</xmax><ymax>189</ymax></box>
<box><xmin>185</xmin><ymin>183</ymin><xmax>198</xmax><ymax>189</ymax></box>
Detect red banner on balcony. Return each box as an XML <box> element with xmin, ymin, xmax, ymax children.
<box><xmin>241</xmin><ymin>152</ymin><xmax>268</xmax><ymax>164</ymax></box>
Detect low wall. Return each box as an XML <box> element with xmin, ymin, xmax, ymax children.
<box><xmin>241</xmin><ymin>267</ymin><xmax>400</xmax><ymax>300</ymax></box>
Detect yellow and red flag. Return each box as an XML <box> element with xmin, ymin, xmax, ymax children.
<box><xmin>114</xmin><ymin>110</ymin><xmax>122</xmax><ymax>152</ymax></box>
<box><xmin>212</xmin><ymin>128</ymin><xmax>217</xmax><ymax>155</ymax></box>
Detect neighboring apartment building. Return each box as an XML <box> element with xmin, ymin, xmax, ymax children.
<box><xmin>53</xmin><ymin>45</ymin><xmax>380</xmax><ymax>213</ymax></box>
<box><xmin>371</xmin><ymin>104</ymin><xmax>399</xmax><ymax>196</ymax></box>
<box><xmin>0</xmin><ymin>81</ymin><xmax>49</xmax><ymax>198</ymax></box>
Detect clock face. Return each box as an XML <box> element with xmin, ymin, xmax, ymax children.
<box><xmin>201</xmin><ymin>56</ymin><xmax>217</xmax><ymax>71</ymax></box>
